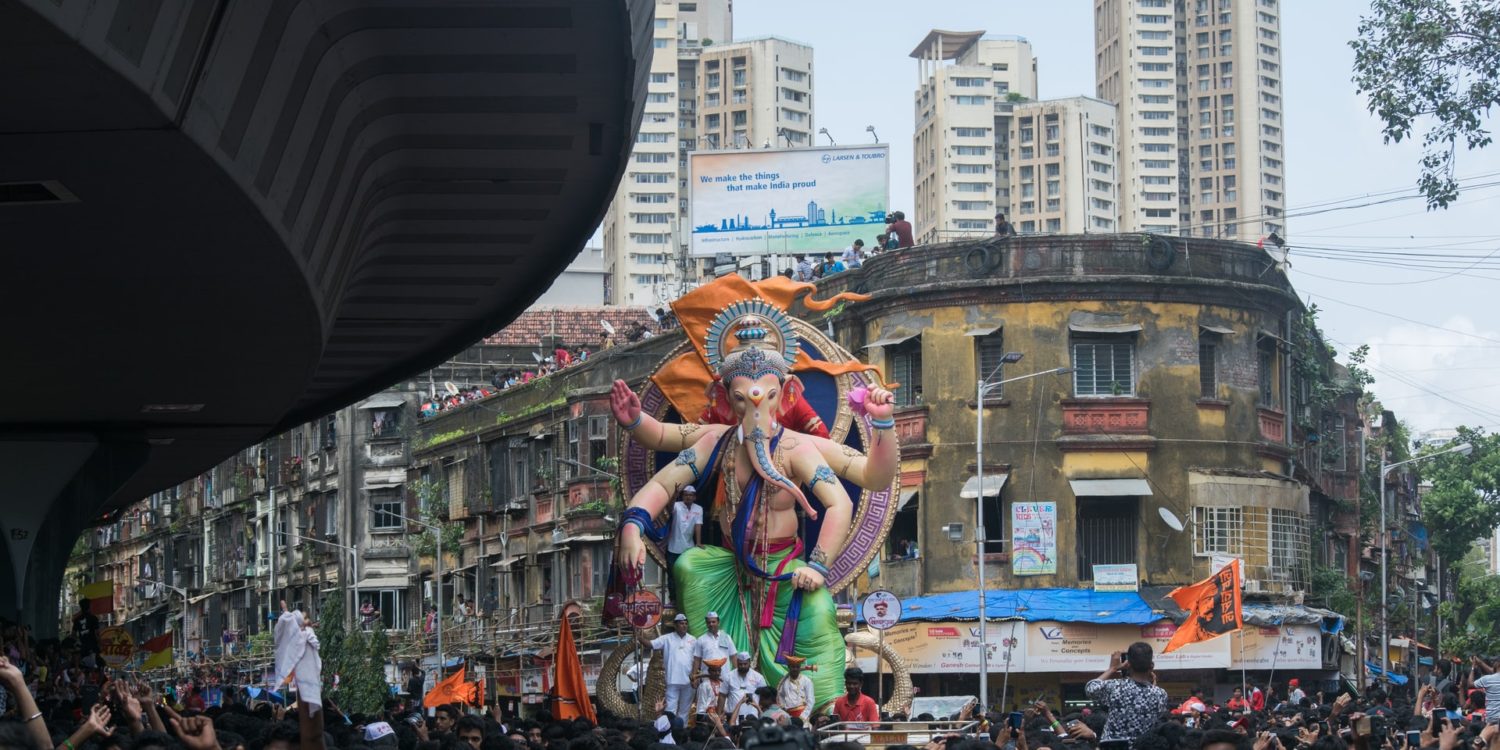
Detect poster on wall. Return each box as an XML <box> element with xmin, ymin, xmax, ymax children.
<box><xmin>688</xmin><ymin>145</ymin><xmax>890</xmax><ymax>256</ymax></box>
<box><xmin>521</xmin><ymin>670</ymin><xmax>546</xmax><ymax>704</ymax></box>
<box><xmin>1011</xmin><ymin>502</ymin><xmax>1058</xmax><ymax>575</ymax></box>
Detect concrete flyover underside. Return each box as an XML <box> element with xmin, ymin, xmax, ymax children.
<box><xmin>0</xmin><ymin>0</ymin><xmax>652</xmax><ymax>630</ymax></box>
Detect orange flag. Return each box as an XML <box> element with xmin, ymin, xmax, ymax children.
<box><xmin>1163</xmin><ymin>558</ymin><xmax>1243</xmax><ymax>653</ymax></box>
<box><xmin>424</xmin><ymin>666</ymin><xmax>478</xmax><ymax>708</ymax></box>
<box><xmin>552</xmin><ymin>615</ymin><xmax>596</xmax><ymax>724</ymax></box>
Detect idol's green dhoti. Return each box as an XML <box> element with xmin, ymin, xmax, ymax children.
<box><xmin>675</xmin><ymin>545</ymin><xmax>844</xmax><ymax>711</ymax></box>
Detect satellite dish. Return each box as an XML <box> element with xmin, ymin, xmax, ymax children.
<box><xmin>531</xmin><ymin>351</ymin><xmax>543</xmax><ymax>363</ymax></box>
<box><xmin>601</xmin><ymin>319</ymin><xmax>617</xmax><ymax>335</ymax></box>
<box><xmin>1158</xmin><ymin>506</ymin><xmax>1185</xmax><ymax>532</ymax></box>
<box><xmin>443</xmin><ymin>382</ymin><xmax>459</xmax><ymax>396</ymax></box>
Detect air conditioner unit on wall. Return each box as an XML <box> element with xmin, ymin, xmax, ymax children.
<box><xmin>1244</xmin><ymin>579</ymin><xmax>1263</xmax><ymax>593</ymax></box>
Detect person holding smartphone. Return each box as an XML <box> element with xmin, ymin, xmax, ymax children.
<box><xmin>1085</xmin><ymin>642</ymin><xmax>1167</xmax><ymax>747</ymax></box>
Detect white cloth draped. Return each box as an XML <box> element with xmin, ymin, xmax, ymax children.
<box><xmin>273</xmin><ymin>609</ymin><xmax>323</xmax><ymax>710</ymax></box>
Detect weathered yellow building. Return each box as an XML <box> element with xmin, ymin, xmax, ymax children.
<box><xmin>812</xmin><ymin>235</ymin><xmax>1331</xmax><ymax>598</ymax></box>
<box><xmin>802</xmin><ymin>235</ymin><xmax>1363</xmax><ymax>706</ymax></box>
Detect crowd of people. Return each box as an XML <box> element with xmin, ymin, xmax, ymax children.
<box><xmin>3</xmin><ymin>605</ymin><xmax>1500</xmax><ymax>750</ymax></box>
<box><xmin>786</xmin><ymin>211</ymin><xmax>916</xmax><ymax>283</ymax></box>
<box><xmin>419</xmin><ymin>310</ymin><xmax>685</xmax><ymax>420</ymax></box>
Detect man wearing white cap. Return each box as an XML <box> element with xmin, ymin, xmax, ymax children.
<box><xmin>667</xmin><ymin>486</ymin><xmax>702</xmax><ymax>605</ymax></box>
<box><xmin>692</xmin><ymin>611</ymin><xmax>737</xmax><ymax>683</ymax></box>
<box><xmin>642</xmin><ymin>613</ymin><xmax>697</xmax><ymax>717</ymax></box>
<box><xmin>721</xmin><ymin>651</ymin><xmax>768</xmax><ymax>720</ymax></box>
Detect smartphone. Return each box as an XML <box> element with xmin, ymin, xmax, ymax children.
<box><xmin>1355</xmin><ymin>717</ymin><xmax>1373</xmax><ymax>737</ymax></box>
<box><xmin>978</xmin><ymin>732</ymin><xmax>991</xmax><ymax>742</ymax></box>
<box><xmin>1008</xmin><ymin>712</ymin><xmax>1024</xmax><ymax>729</ymax></box>
<box><xmin>1407</xmin><ymin>730</ymin><xmax>1421</xmax><ymax>747</ymax></box>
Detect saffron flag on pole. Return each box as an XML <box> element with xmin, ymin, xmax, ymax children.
<box><xmin>79</xmin><ymin>581</ymin><xmax>114</xmax><ymax>616</ymax></box>
<box><xmin>140</xmin><ymin>632</ymin><xmax>173</xmax><ymax>669</ymax></box>
<box><xmin>424</xmin><ymin>666</ymin><xmax>477</xmax><ymax>708</ymax></box>
<box><xmin>552</xmin><ymin>611</ymin><xmax>597</xmax><ymax>723</ymax></box>
<box><xmin>1163</xmin><ymin>558</ymin><xmax>1243</xmax><ymax>653</ymax></box>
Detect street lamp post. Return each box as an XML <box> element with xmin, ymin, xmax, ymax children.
<box><xmin>137</xmin><ymin>578</ymin><xmax>186</xmax><ymax>667</ymax></box>
<box><xmin>271</xmin><ymin>531</ymin><xmax>360</xmax><ymax>627</ymax></box>
<box><xmin>966</xmin><ymin>356</ymin><xmax>1074</xmax><ymax>708</ymax></box>
<box><xmin>1376</xmin><ymin>441</ymin><xmax>1471</xmax><ymax>685</ymax></box>
<box><xmin>392</xmin><ymin>512</ymin><xmax>445</xmax><ymax>678</ymax></box>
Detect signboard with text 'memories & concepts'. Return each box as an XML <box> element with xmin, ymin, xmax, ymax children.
<box><xmin>688</xmin><ymin>144</ymin><xmax>890</xmax><ymax>257</ymax></box>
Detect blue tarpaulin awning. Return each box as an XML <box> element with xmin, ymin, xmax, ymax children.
<box><xmin>856</xmin><ymin>588</ymin><xmax>1161</xmax><ymax>625</ymax></box>
<box><xmin>859</xmin><ymin>588</ymin><xmax>1348</xmax><ymax>633</ymax></box>
<box><xmin>1365</xmin><ymin>661</ymin><xmax>1409</xmax><ymax>685</ymax></box>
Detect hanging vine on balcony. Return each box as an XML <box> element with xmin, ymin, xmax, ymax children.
<box><xmin>1290</xmin><ymin>304</ymin><xmax>1374</xmax><ymax>431</ymax></box>
<box><xmin>410</xmin><ymin>479</ymin><xmax>463</xmax><ymax>558</ymax></box>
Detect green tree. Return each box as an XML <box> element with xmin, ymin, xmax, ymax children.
<box><xmin>318</xmin><ymin>596</ymin><xmax>393</xmax><ymax>714</ymax></box>
<box><xmin>1437</xmin><ymin>547</ymin><xmax>1500</xmax><ymax>658</ymax></box>
<box><xmin>1351</xmin><ymin>0</ymin><xmax>1500</xmax><ymax>208</ymax></box>
<box><xmin>1415</xmin><ymin>426</ymin><xmax>1500</xmax><ymax>562</ymax></box>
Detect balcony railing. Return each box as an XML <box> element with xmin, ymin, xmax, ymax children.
<box><xmin>1257</xmin><ymin>407</ymin><xmax>1286</xmax><ymax>443</ymax></box>
<box><xmin>1060</xmin><ymin>399</ymin><xmax>1150</xmax><ymax>434</ymax></box>
<box><xmin>894</xmin><ymin>406</ymin><xmax>928</xmax><ymax>445</ymax></box>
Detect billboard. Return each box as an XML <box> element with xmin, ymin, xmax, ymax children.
<box><xmin>688</xmin><ymin>144</ymin><xmax>890</xmax><ymax>257</ymax></box>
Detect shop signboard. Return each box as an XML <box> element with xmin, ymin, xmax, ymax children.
<box><xmin>1092</xmin><ymin>565</ymin><xmax>1139</xmax><ymax>592</ymax></box>
<box><xmin>1229</xmin><ymin>624</ymin><xmax>1321</xmax><ymax>670</ymax></box>
<box><xmin>1025</xmin><ymin>620</ymin><xmax>1230</xmax><ymax>672</ymax></box>
<box><xmin>99</xmin><ymin>627</ymin><xmax>135</xmax><ymax>668</ymax></box>
<box><xmin>851</xmin><ymin>620</ymin><xmax>1024</xmax><ymax>673</ymax></box>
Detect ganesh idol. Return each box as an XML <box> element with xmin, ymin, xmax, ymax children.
<box><xmin>610</xmin><ymin>276</ymin><xmax>900</xmax><ymax>711</ymax></box>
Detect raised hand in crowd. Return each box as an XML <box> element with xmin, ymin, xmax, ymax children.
<box><xmin>58</xmin><ymin>701</ymin><xmax>115</xmax><ymax>750</ymax></box>
<box><xmin>169</xmin><ymin>714</ymin><xmax>219</xmax><ymax>750</ymax></box>
<box><xmin>0</xmin><ymin>655</ymin><xmax>52</xmax><ymax>750</ymax></box>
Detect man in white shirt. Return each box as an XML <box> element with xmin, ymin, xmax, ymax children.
<box><xmin>692</xmin><ymin>611</ymin><xmax>737</xmax><ymax>681</ymax></box>
<box><xmin>1288</xmin><ymin>678</ymin><xmax>1306</xmax><ymax>706</ymax></box>
<box><xmin>721</xmin><ymin>651</ymin><xmax>768</xmax><ymax>720</ymax></box>
<box><xmin>695</xmin><ymin>658</ymin><xmax>727</xmax><ymax>719</ymax></box>
<box><xmin>667</xmin><ymin>487</ymin><xmax>702</xmax><ymax>605</ymax></box>
<box><xmin>777</xmin><ymin>654</ymin><xmax>817</xmax><ymax>719</ymax></box>
<box><xmin>795</xmin><ymin>256</ymin><xmax>814</xmax><ymax>282</ymax></box>
<box><xmin>840</xmin><ymin>240</ymin><xmax>865</xmax><ymax>270</ymax></box>
<box><xmin>643</xmin><ymin>613</ymin><xmax>698</xmax><ymax>717</ymax></box>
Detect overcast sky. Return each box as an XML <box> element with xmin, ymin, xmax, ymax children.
<box><xmin>734</xmin><ymin>0</ymin><xmax>1500</xmax><ymax>436</ymax></box>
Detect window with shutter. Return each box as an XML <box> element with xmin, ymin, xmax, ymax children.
<box><xmin>1076</xmin><ymin>497</ymin><xmax>1139</xmax><ymax>578</ymax></box>
<box><xmin>887</xmin><ymin>338</ymin><xmax>923</xmax><ymax>406</ymax></box>
<box><xmin>1198</xmin><ymin>334</ymin><xmax>1218</xmax><ymax>398</ymax></box>
<box><xmin>976</xmin><ymin>332</ymin><xmax>1008</xmax><ymax>393</ymax></box>
<box><xmin>1071</xmin><ymin>338</ymin><xmax>1136</xmax><ymax>396</ymax></box>
<box><xmin>446</xmin><ymin>461</ymin><xmax>467</xmax><ymax>519</ymax></box>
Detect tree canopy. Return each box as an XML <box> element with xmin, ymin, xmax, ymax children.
<box><xmin>1351</xmin><ymin>0</ymin><xmax>1500</xmax><ymax>208</ymax></box>
<box><xmin>1415</xmin><ymin>426</ymin><xmax>1500</xmax><ymax>562</ymax></box>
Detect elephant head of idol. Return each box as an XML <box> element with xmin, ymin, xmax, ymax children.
<box><xmin>705</xmin><ymin>303</ymin><xmax>819</xmax><ymax>520</ymax></box>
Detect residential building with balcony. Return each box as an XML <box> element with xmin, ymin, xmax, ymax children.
<box><xmin>1095</xmin><ymin>0</ymin><xmax>1286</xmax><ymax>238</ymax></box>
<box><xmin>911</xmin><ymin>30</ymin><xmax>1038</xmax><ymax>244</ymax></box>
<box><xmin>604</xmin><ymin>2</ymin><xmax>811</xmax><ymax>307</ymax></box>
<box><xmin>695</xmin><ymin>37</ymin><xmax>813</xmax><ymax>151</ymax></box>
<box><xmin>65</xmin><ymin>390</ymin><xmax>418</xmax><ymax>665</ymax></box>
<box><xmin>1008</xmin><ymin>96</ymin><xmax>1119</xmax><ymax>234</ymax></box>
